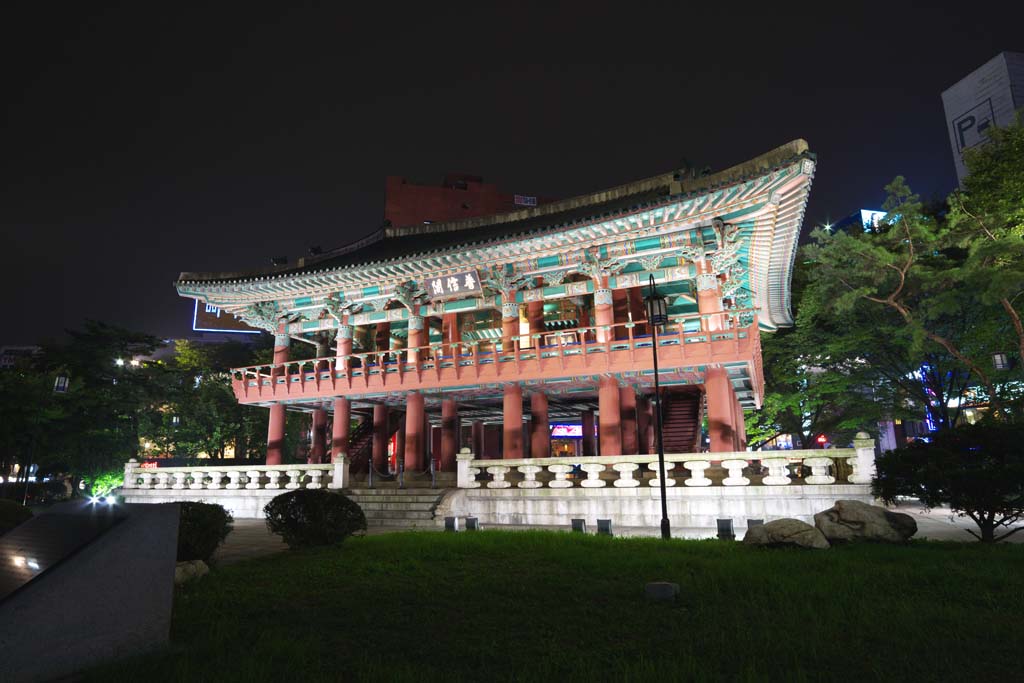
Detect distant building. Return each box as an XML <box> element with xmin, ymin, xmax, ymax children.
<box><xmin>826</xmin><ymin>209</ymin><xmax>886</xmax><ymax>234</ymax></box>
<box><xmin>0</xmin><ymin>345</ymin><xmax>41</xmax><ymax>370</ymax></box>
<box><xmin>941</xmin><ymin>51</ymin><xmax>1024</xmax><ymax>185</ymax></box>
<box><xmin>384</xmin><ymin>173</ymin><xmax>554</xmax><ymax>228</ymax></box>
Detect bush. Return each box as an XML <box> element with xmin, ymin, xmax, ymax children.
<box><xmin>0</xmin><ymin>499</ymin><xmax>33</xmax><ymax>536</ymax></box>
<box><xmin>874</xmin><ymin>422</ymin><xmax>1024</xmax><ymax>542</ymax></box>
<box><xmin>178</xmin><ymin>502</ymin><xmax>234</xmax><ymax>562</ymax></box>
<box><xmin>264</xmin><ymin>490</ymin><xmax>367</xmax><ymax>549</ymax></box>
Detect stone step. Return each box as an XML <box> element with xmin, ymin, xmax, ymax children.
<box><xmin>355</xmin><ymin>501</ymin><xmax>439</xmax><ymax>511</ymax></box>
<box><xmin>368</xmin><ymin>518</ymin><xmax>441</xmax><ymax>528</ymax></box>
<box><xmin>349</xmin><ymin>495</ymin><xmax>442</xmax><ymax>505</ymax></box>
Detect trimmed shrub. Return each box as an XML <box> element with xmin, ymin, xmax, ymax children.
<box><xmin>0</xmin><ymin>499</ymin><xmax>33</xmax><ymax>536</ymax></box>
<box><xmin>264</xmin><ymin>490</ymin><xmax>367</xmax><ymax>549</ymax></box>
<box><xmin>178</xmin><ymin>502</ymin><xmax>234</xmax><ymax>562</ymax></box>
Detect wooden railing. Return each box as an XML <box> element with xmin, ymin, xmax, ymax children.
<box><xmin>230</xmin><ymin>310</ymin><xmax>761</xmax><ymax>402</ymax></box>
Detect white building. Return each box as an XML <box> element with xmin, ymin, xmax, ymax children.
<box><xmin>941</xmin><ymin>51</ymin><xmax>1024</xmax><ymax>185</ymax></box>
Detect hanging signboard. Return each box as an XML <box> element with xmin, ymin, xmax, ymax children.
<box><xmin>424</xmin><ymin>269</ymin><xmax>482</xmax><ymax>300</ymax></box>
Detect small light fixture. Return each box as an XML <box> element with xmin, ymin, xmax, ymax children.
<box><xmin>644</xmin><ymin>285</ymin><xmax>668</xmax><ymax>328</ymax></box>
<box><xmin>114</xmin><ymin>358</ymin><xmax>125</xmax><ymax>367</ymax></box>
<box><xmin>993</xmin><ymin>353</ymin><xmax>1011</xmax><ymax>371</ymax></box>
<box><xmin>130</xmin><ymin>359</ymin><xmax>140</xmax><ymax>367</ymax></box>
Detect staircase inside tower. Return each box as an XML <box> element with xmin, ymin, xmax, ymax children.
<box><xmin>657</xmin><ymin>387</ymin><xmax>704</xmax><ymax>453</ymax></box>
<box><xmin>346</xmin><ymin>410</ymin><xmax>403</xmax><ymax>473</ymax></box>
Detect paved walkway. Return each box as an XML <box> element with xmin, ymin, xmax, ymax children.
<box><xmin>213</xmin><ymin>504</ymin><xmax>1022</xmax><ymax>564</ymax></box>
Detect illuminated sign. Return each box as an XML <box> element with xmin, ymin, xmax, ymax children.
<box><xmin>192</xmin><ymin>300</ymin><xmax>260</xmax><ymax>335</ymax></box>
<box><xmin>514</xmin><ymin>194</ymin><xmax>538</xmax><ymax>206</ymax></box>
<box><xmin>859</xmin><ymin>210</ymin><xmax>886</xmax><ymax>230</ymax></box>
<box><xmin>424</xmin><ymin>270</ymin><xmax>482</xmax><ymax>300</ymax></box>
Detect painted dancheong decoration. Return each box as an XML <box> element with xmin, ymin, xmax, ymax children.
<box><xmin>172</xmin><ymin>140</ymin><xmax>816</xmax><ymax>477</ymax></box>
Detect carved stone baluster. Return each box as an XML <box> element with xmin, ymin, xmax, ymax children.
<box><xmin>721</xmin><ymin>459</ymin><xmax>750</xmax><ymax>486</ymax></box>
<box><xmin>225</xmin><ymin>471</ymin><xmax>243</xmax><ymax>490</ymax></box>
<box><xmin>580</xmin><ymin>463</ymin><xmax>606</xmax><ymax>488</ymax></box>
<box><xmin>803</xmin><ymin>457</ymin><xmax>835</xmax><ymax>485</ymax></box>
<box><xmin>206</xmin><ymin>471</ymin><xmax>223</xmax><ymax>490</ymax></box>
<box><xmin>245</xmin><ymin>470</ymin><xmax>262</xmax><ymax>490</ymax></box>
<box><xmin>172</xmin><ymin>472</ymin><xmax>189</xmax><ymax>490</ymax></box>
<box><xmin>189</xmin><ymin>470</ymin><xmax>206</xmax><ymax>490</ymax></box>
<box><xmin>547</xmin><ymin>464</ymin><xmax>572</xmax><ymax>488</ymax></box>
<box><xmin>285</xmin><ymin>469</ymin><xmax>303</xmax><ymax>489</ymax></box>
<box><xmin>612</xmin><ymin>462</ymin><xmax>640</xmax><ymax>488</ymax></box>
<box><xmin>307</xmin><ymin>469</ymin><xmax>324</xmax><ymax>489</ymax></box>
<box><xmin>154</xmin><ymin>472</ymin><xmax>170</xmax><ymax>489</ymax></box>
<box><xmin>761</xmin><ymin>458</ymin><xmax>792</xmax><ymax>486</ymax></box>
<box><xmin>646</xmin><ymin>462</ymin><xmax>676</xmax><ymax>488</ymax></box>
<box><xmin>486</xmin><ymin>465</ymin><xmax>511</xmax><ymax>489</ymax></box>
<box><xmin>683</xmin><ymin>460</ymin><xmax>712</xmax><ymax>487</ymax></box>
<box><xmin>517</xmin><ymin>465</ymin><xmax>542</xmax><ymax>489</ymax></box>
<box><xmin>266</xmin><ymin>470</ymin><xmax>282</xmax><ymax>489</ymax></box>
<box><xmin>138</xmin><ymin>472</ymin><xmax>155</xmax><ymax>489</ymax></box>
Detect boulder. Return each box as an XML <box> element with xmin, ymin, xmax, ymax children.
<box><xmin>173</xmin><ymin>560</ymin><xmax>210</xmax><ymax>585</ymax></box>
<box><xmin>814</xmin><ymin>500</ymin><xmax>917</xmax><ymax>543</ymax></box>
<box><xmin>742</xmin><ymin>518</ymin><xmax>829</xmax><ymax>549</ymax></box>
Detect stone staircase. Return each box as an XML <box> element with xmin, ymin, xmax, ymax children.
<box><xmin>345</xmin><ymin>484</ymin><xmax>451</xmax><ymax>528</ymax></box>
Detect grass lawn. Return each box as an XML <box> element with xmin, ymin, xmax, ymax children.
<box><xmin>85</xmin><ymin>531</ymin><xmax>1023</xmax><ymax>682</ymax></box>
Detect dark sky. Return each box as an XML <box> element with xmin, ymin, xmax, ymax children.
<box><xmin>3</xmin><ymin>3</ymin><xmax>1022</xmax><ymax>344</ymax></box>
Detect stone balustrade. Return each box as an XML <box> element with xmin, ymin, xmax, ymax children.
<box><xmin>456</xmin><ymin>439</ymin><xmax>876</xmax><ymax>490</ymax></box>
<box><xmin>122</xmin><ymin>458</ymin><xmax>349</xmax><ymax>493</ymax></box>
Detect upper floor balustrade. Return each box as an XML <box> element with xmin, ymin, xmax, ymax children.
<box><xmin>230</xmin><ymin>311</ymin><xmax>764</xmax><ymax>402</ymax></box>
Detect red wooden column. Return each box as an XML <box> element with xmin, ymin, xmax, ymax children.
<box><xmin>696</xmin><ymin>260</ymin><xmax>725</xmax><ymax>332</ymax></box>
<box><xmin>501</xmin><ymin>299</ymin><xmax>519</xmax><ymax>351</ymax></box>
<box><xmin>527</xmin><ymin>300</ymin><xmax>545</xmax><ymax>348</ymax></box>
<box><xmin>594</xmin><ymin>287</ymin><xmax>614</xmax><ymax>343</ymax></box>
<box><xmin>404</xmin><ymin>392</ymin><xmax>425</xmax><ymax>470</ymax></box>
<box><xmin>529</xmin><ymin>391</ymin><xmax>550</xmax><ymax>459</ymax></box>
<box><xmin>619</xmin><ymin>389</ymin><xmax>638</xmax><ymax>455</ymax></box>
<box><xmin>503</xmin><ymin>383</ymin><xmax>523</xmax><ymax>459</ymax></box>
<box><xmin>266</xmin><ymin>321</ymin><xmax>289</xmax><ymax>465</ymax></box>
<box><xmin>309</xmin><ymin>338</ymin><xmax>330</xmax><ymax>463</ymax></box>
<box><xmin>441</xmin><ymin>399</ymin><xmax>459</xmax><ymax>471</ymax></box>
<box><xmin>407</xmin><ymin>315</ymin><xmax>424</xmax><ymax>363</ymax></box>
<box><xmin>471</xmin><ymin>420</ymin><xmax>485</xmax><ymax>458</ymax></box>
<box><xmin>442</xmin><ymin>313</ymin><xmax>460</xmax><ymax>356</ymax></box>
<box><xmin>636</xmin><ymin>396</ymin><xmax>652</xmax><ymax>455</ymax></box>
<box><xmin>581</xmin><ymin>410</ymin><xmax>596</xmax><ymax>457</ymax></box>
<box><xmin>371</xmin><ymin>404</ymin><xmax>390</xmax><ymax>471</ymax></box>
<box><xmin>598</xmin><ymin>377</ymin><xmax>622</xmax><ymax>456</ymax></box>
<box><xmin>330</xmin><ymin>398</ymin><xmax>350</xmax><ymax>461</ymax></box>
<box><xmin>705</xmin><ymin>367</ymin><xmax>737</xmax><ymax>453</ymax></box>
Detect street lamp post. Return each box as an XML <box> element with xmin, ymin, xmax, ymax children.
<box><xmin>644</xmin><ymin>274</ymin><xmax>671</xmax><ymax>540</ymax></box>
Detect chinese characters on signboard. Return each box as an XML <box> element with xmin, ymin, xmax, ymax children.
<box><xmin>424</xmin><ymin>270</ymin><xmax>482</xmax><ymax>299</ymax></box>
<box><xmin>514</xmin><ymin>194</ymin><xmax>537</xmax><ymax>206</ymax></box>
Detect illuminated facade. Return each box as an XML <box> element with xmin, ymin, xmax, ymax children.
<box><xmin>175</xmin><ymin>141</ymin><xmax>815</xmax><ymax>473</ymax></box>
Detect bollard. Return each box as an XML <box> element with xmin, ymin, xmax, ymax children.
<box><xmin>466</xmin><ymin>517</ymin><xmax>481</xmax><ymax>531</ymax></box>
<box><xmin>571</xmin><ymin>519</ymin><xmax>587</xmax><ymax>533</ymax></box>
<box><xmin>444</xmin><ymin>516</ymin><xmax>459</xmax><ymax>532</ymax></box>
<box><xmin>597</xmin><ymin>519</ymin><xmax>613</xmax><ymax>536</ymax></box>
<box><xmin>716</xmin><ymin>518</ymin><xmax>735</xmax><ymax>541</ymax></box>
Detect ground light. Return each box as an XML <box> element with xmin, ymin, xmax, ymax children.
<box><xmin>644</xmin><ymin>273</ymin><xmax>671</xmax><ymax>540</ymax></box>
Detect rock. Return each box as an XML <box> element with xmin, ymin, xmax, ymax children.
<box><xmin>742</xmin><ymin>518</ymin><xmax>830</xmax><ymax>549</ymax></box>
<box><xmin>644</xmin><ymin>582</ymin><xmax>680</xmax><ymax>601</ymax></box>
<box><xmin>814</xmin><ymin>500</ymin><xmax>917</xmax><ymax>543</ymax></box>
<box><xmin>173</xmin><ymin>560</ymin><xmax>210</xmax><ymax>585</ymax></box>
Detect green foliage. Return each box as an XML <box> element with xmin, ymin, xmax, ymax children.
<box><xmin>263</xmin><ymin>490</ymin><xmax>367</xmax><ymax>549</ymax></box>
<box><xmin>177</xmin><ymin>502</ymin><xmax>234</xmax><ymax>563</ymax></box>
<box><xmin>0</xmin><ymin>499</ymin><xmax>33</xmax><ymax>536</ymax></box>
<box><xmin>873</xmin><ymin>422</ymin><xmax>1024</xmax><ymax>542</ymax></box>
<box><xmin>81</xmin><ymin>532</ymin><xmax>1024</xmax><ymax>682</ymax></box>
<box><xmin>87</xmin><ymin>471</ymin><xmax>124</xmax><ymax>498</ymax></box>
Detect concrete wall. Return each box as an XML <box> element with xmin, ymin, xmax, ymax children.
<box><xmin>124</xmin><ymin>488</ymin><xmax>281</xmax><ymax>519</ymax></box>
<box><xmin>436</xmin><ymin>485</ymin><xmax>874</xmax><ymax>537</ymax></box>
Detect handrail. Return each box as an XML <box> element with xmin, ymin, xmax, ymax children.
<box><xmin>230</xmin><ymin>308</ymin><xmax>761</xmax><ymax>381</ymax></box>
<box><xmin>471</xmin><ymin>449</ymin><xmax>855</xmax><ymax>469</ymax></box>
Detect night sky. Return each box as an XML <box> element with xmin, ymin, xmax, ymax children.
<box><xmin>3</xmin><ymin>3</ymin><xmax>1022</xmax><ymax>344</ymax></box>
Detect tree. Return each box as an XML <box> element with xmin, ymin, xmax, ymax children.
<box><xmin>873</xmin><ymin>422</ymin><xmax>1024</xmax><ymax>542</ymax></box>
<box><xmin>948</xmin><ymin>115</ymin><xmax>1024</xmax><ymax>365</ymax></box>
<box><xmin>803</xmin><ymin>176</ymin><xmax>1020</xmax><ymax>419</ymax></box>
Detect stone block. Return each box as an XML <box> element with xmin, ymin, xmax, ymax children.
<box><xmin>814</xmin><ymin>499</ymin><xmax>917</xmax><ymax>543</ymax></box>
<box><xmin>742</xmin><ymin>518</ymin><xmax>829</xmax><ymax>549</ymax></box>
